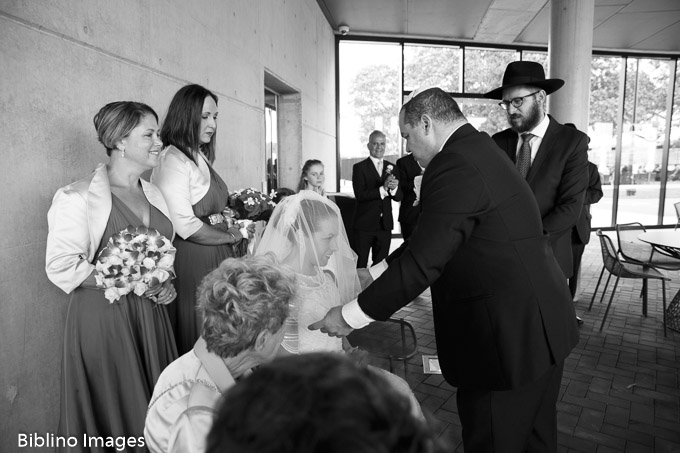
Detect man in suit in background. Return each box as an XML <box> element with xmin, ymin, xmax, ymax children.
<box><xmin>570</xmin><ymin>158</ymin><xmax>603</xmax><ymax>299</ymax></box>
<box><xmin>485</xmin><ymin>61</ymin><xmax>588</xmax><ymax>284</ymax></box>
<box><xmin>311</xmin><ymin>88</ymin><xmax>579</xmax><ymax>452</ymax></box>
<box><xmin>395</xmin><ymin>152</ymin><xmax>423</xmax><ymax>240</ymax></box>
<box><xmin>351</xmin><ymin>130</ymin><xmax>402</xmax><ymax>267</ymax></box>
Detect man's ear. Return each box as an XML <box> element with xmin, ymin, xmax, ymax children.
<box><xmin>421</xmin><ymin>114</ymin><xmax>433</xmax><ymax>135</ymax></box>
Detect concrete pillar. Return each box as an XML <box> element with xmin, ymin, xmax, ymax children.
<box><xmin>548</xmin><ymin>0</ymin><xmax>595</xmax><ymax>130</ymax></box>
<box><xmin>278</xmin><ymin>93</ymin><xmax>303</xmax><ymax>190</ymax></box>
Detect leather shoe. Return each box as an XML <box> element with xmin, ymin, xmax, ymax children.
<box><xmin>576</xmin><ymin>316</ymin><xmax>584</xmax><ymax>325</ymax></box>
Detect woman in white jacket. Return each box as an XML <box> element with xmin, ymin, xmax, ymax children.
<box><xmin>46</xmin><ymin>101</ymin><xmax>178</xmax><ymax>452</ymax></box>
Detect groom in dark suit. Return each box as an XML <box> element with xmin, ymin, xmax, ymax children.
<box><xmin>351</xmin><ymin>130</ymin><xmax>402</xmax><ymax>267</ymax></box>
<box><xmin>484</xmin><ymin>61</ymin><xmax>589</xmax><ymax>281</ymax></box>
<box><xmin>311</xmin><ymin>88</ymin><xmax>579</xmax><ymax>452</ymax></box>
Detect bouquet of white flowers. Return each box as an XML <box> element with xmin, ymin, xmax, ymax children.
<box><xmin>94</xmin><ymin>225</ymin><xmax>176</xmax><ymax>303</ymax></box>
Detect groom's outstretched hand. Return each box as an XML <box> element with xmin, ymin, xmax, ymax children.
<box><xmin>308</xmin><ymin>306</ymin><xmax>354</xmax><ymax>337</ymax></box>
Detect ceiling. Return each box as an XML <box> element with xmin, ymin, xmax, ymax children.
<box><xmin>316</xmin><ymin>0</ymin><xmax>680</xmax><ymax>55</ymax></box>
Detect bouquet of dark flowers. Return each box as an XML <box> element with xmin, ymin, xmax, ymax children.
<box><xmin>94</xmin><ymin>225</ymin><xmax>175</xmax><ymax>303</ymax></box>
<box><xmin>227</xmin><ymin>188</ymin><xmax>276</xmax><ymax>222</ymax></box>
<box><xmin>224</xmin><ymin>188</ymin><xmax>276</xmax><ymax>256</ymax></box>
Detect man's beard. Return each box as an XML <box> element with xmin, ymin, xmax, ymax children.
<box><xmin>508</xmin><ymin>102</ymin><xmax>542</xmax><ymax>133</ymax></box>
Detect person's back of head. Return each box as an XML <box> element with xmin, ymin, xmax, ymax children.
<box><xmin>272</xmin><ymin>187</ymin><xmax>295</xmax><ymax>204</ymax></box>
<box><xmin>206</xmin><ymin>353</ymin><xmax>440</xmax><ymax>453</ymax></box>
<box><xmin>401</xmin><ymin>87</ymin><xmax>466</xmax><ymax>127</ymax></box>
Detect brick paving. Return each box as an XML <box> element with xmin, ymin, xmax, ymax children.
<box><xmin>354</xmin><ymin>234</ymin><xmax>680</xmax><ymax>452</ymax></box>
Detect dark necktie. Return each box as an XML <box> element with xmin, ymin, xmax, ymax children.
<box><xmin>516</xmin><ymin>133</ymin><xmax>535</xmax><ymax>178</ymax></box>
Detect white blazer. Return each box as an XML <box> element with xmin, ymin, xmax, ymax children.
<box><xmin>45</xmin><ymin>163</ymin><xmax>174</xmax><ymax>294</ymax></box>
<box><xmin>151</xmin><ymin>146</ymin><xmax>212</xmax><ymax>240</ymax></box>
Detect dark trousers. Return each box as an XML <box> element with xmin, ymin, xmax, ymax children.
<box><xmin>569</xmin><ymin>240</ymin><xmax>586</xmax><ymax>298</ymax></box>
<box><xmin>354</xmin><ymin>229</ymin><xmax>392</xmax><ymax>268</ymax></box>
<box><xmin>456</xmin><ymin>361</ymin><xmax>564</xmax><ymax>453</ymax></box>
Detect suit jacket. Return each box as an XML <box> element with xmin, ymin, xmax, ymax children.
<box><xmin>46</xmin><ymin>164</ymin><xmax>173</xmax><ymax>294</ymax></box>
<box><xmin>396</xmin><ymin>153</ymin><xmax>422</xmax><ymax>226</ymax></box>
<box><xmin>358</xmin><ymin>124</ymin><xmax>579</xmax><ymax>391</ymax></box>
<box><xmin>492</xmin><ymin>115</ymin><xmax>588</xmax><ymax>278</ymax></box>
<box><xmin>574</xmin><ymin>162</ymin><xmax>603</xmax><ymax>245</ymax></box>
<box><xmin>352</xmin><ymin>157</ymin><xmax>402</xmax><ymax>232</ymax></box>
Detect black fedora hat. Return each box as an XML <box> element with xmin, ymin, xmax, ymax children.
<box><xmin>483</xmin><ymin>61</ymin><xmax>564</xmax><ymax>100</ymax></box>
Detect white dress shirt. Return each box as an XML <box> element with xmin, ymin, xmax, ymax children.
<box><xmin>515</xmin><ymin>114</ymin><xmax>550</xmax><ymax>164</ymax></box>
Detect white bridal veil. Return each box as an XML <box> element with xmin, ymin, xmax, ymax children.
<box><xmin>254</xmin><ymin>191</ymin><xmax>361</xmax><ymax>305</ymax></box>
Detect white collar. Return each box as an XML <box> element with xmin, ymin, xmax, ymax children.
<box><xmin>518</xmin><ymin>114</ymin><xmax>550</xmax><ymax>139</ymax></box>
<box><xmin>437</xmin><ymin>122</ymin><xmax>465</xmax><ymax>153</ymax></box>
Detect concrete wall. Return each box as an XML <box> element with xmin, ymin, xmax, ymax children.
<box><xmin>0</xmin><ymin>0</ymin><xmax>335</xmax><ymax>447</ymax></box>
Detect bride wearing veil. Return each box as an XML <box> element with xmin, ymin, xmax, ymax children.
<box><xmin>255</xmin><ymin>191</ymin><xmax>422</xmax><ymax>417</ymax></box>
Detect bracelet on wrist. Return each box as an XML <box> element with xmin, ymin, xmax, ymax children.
<box><xmin>208</xmin><ymin>213</ymin><xmax>225</xmax><ymax>226</ymax></box>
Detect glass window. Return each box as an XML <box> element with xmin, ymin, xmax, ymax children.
<box><xmin>338</xmin><ymin>41</ymin><xmax>402</xmax><ymax>193</ymax></box>
<box><xmin>336</xmin><ymin>38</ymin><xmax>680</xmax><ymax>228</ymax></box>
<box><xmin>404</xmin><ymin>44</ymin><xmax>462</xmax><ymax>93</ymax></box>
<box><xmin>463</xmin><ymin>48</ymin><xmax>519</xmax><ymax>94</ymax></box>
<box><xmin>521</xmin><ymin>51</ymin><xmax>548</xmax><ymax>70</ymax></box>
<box><xmin>664</xmin><ymin>62</ymin><xmax>680</xmax><ymax>225</ymax></box>
<box><xmin>617</xmin><ymin>58</ymin><xmax>672</xmax><ymax>225</ymax></box>
<box><xmin>264</xmin><ymin>89</ymin><xmax>278</xmax><ymax>193</ymax></box>
<box><xmin>589</xmin><ymin>55</ymin><xmax>623</xmax><ymax>228</ymax></box>
<box><xmin>458</xmin><ymin>97</ymin><xmax>507</xmax><ymax>136</ymax></box>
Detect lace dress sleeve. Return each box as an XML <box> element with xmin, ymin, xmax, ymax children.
<box><xmin>280</xmin><ymin>297</ymin><xmax>299</xmax><ymax>354</ymax></box>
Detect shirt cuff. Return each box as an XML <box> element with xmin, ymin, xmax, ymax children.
<box><xmin>369</xmin><ymin>260</ymin><xmax>388</xmax><ymax>280</ymax></box>
<box><xmin>342</xmin><ymin>300</ymin><xmax>375</xmax><ymax>329</ymax></box>
<box><xmin>379</xmin><ymin>186</ymin><xmax>387</xmax><ymax>199</ymax></box>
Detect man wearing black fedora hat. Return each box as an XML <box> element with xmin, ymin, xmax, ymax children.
<box><xmin>485</xmin><ymin>61</ymin><xmax>588</xmax><ymax>292</ymax></box>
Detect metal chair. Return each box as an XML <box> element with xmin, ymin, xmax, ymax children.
<box><xmin>616</xmin><ymin>222</ymin><xmax>680</xmax><ymax>271</ymax></box>
<box><xmin>590</xmin><ymin>230</ymin><xmax>670</xmax><ymax>335</ymax></box>
<box><xmin>347</xmin><ymin>317</ymin><xmax>418</xmax><ymax>378</ymax></box>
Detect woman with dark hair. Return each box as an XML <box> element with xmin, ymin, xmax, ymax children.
<box><xmin>152</xmin><ymin>84</ymin><xmax>246</xmax><ymax>354</ymax></box>
<box><xmin>297</xmin><ymin>159</ymin><xmax>326</xmax><ymax>196</ymax></box>
<box><xmin>46</xmin><ymin>101</ymin><xmax>178</xmax><ymax>450</ymax></box>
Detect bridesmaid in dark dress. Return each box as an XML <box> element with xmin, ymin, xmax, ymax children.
<box><xmin>46</xmin><ymin>102</ymin><xmax>178</xmax><ymax>451</ymax></box>
<box><xmin>152</xmin><ymin>84</ymin><xmax>248</xmax><ymax>354</ymax></box>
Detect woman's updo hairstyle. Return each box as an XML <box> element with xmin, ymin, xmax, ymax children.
<box><xmin>93</xmin><ymin>101</ymin><xmax>158</xmax><ymax>156</ymax></box>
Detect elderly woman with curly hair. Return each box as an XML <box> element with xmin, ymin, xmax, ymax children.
<box><xmin>144</xmin><ymin>254</ymin><xmax>296</xmax><ymax>453</ymax></box>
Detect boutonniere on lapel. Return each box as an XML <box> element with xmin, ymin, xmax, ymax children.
<box><xmin>385</xmin><ymin>164</ymin><xmax>394</xmax><ymax>175</ymax></box>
